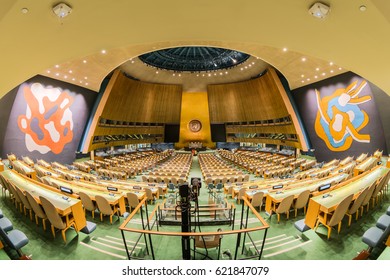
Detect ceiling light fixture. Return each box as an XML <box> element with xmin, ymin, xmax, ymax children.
<box><xmin>52</xmin><ymin>2</ymin><xmax>72</xmax><ymax>18</ymax></box>
<box><xmin>309</xmin><ymin>2</ymin><xmax>330</xmax><ymax>19</ymax></box>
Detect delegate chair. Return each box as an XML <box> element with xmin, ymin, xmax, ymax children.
<box><xmin>271</xmin><ymin>195</ymin><xmax>294</xmax><ymax>223</ymax></box>
<box><xmin>370</xmin><ymin>174</ymin><xmax>389</xmax><ymax>208</ymax></box>
<box><xmin>95</xmin><ymin>195</ymin><xmax>120</xmax><ymax>224</ymax></box>
<box><xmin>315</xmin><ymin>194</ymin><xmax>354</xmax><ymax>239</ymax></box>
<box><xmin>144</xmin><ymin>188</ymin><xmax>155</xmax><ymax>204</ymax></box>
<box><xmin>360</xmin><ymin>181</ymin><xmax>377</xmax><ymax>216</ymax></box>
<box><xmin>39</xmin><ymin>196</ymin><xmax>76</xmax><ymax>243</ymax></box>
<box><xmin>292</xmin><ymin>190</ymin><xmax>311</xmax><ymax>217</ymax></box>
<box><xmin>346</xmin><ymin>187</ymin><xmax>370</xmax><ymax>226</ymax></box>
<box><xmin>78</xmin><ymin>191</ymin><xmax>96</xmax><ymax>219</ymax></box>
<box><xmin>193</xmin><ymin>229</ymin><xmax>222</xmax><ymax>260</ymax></box>
<box><xmin>5</xmin><ymin>180</ymin><xmax>23</xmax><ymax>212</ymax></box>
<box><xmin>127</xmin><ymin>192</ymin><xmax>140</xmax><ymax>212</ymax></box>
<box><xmin>13</xmin><ymin>185</ymin><xmax>33</xmax><ymax>221</ymax></box>
<box><xmin>251</xmin><ymin>192</ymin><xmax>264</xmax><ymax>212</ymax></box>
<box><xmin>25</xmin><ymin>191</ymin><xmax>47</xmax><ymax>231</ymax></box>
<box><xmin>237</xmin><ymin>188</ymin><xmax>247</xmax><ymax>204</ymax></box>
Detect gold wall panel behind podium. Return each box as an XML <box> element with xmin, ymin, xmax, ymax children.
<box><xmin>176</xmin><ymin>92</ymin><xmax>214</xmax><ymax>149</ymax></box>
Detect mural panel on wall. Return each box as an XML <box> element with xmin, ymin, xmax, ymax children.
<box><xmin>1</xmin><ymin>75</ymin><xmax>97</xmax><ymax>164</ymax></box>
<box><xmin>293</xmin><ymin>72</ymin><xmax>387</xmax><ymax>162</ymax></box>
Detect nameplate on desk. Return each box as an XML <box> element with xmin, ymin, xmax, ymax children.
<box><xmin>272</xmin><ymin>185</ymin><xmax>283</xmax><ymax>190</ymax></box>
<box><xmin>107</xmin><ymin>186</ymin><xmax>118</xmax><ymax>192</ymax></box>
<box><xmin>133</xmin><ymin>186</ymin><xmax>142</xmax><ymax>190</ymax></box>
<box><xmin>318</xmin><ymin>183</ymin><xmax>331</xmax><ymax>192</ymax></box>
<box><xmin>60</xmin><ymin>186</ymin><xmax>73</xmax><ymax>194</ymax></box>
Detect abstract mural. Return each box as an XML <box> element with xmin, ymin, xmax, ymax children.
<box><xmin>17</xmin><ymin>83</ymin><xmax>74</xmax><ymax>154</ymax></box>
<box><xmin>314</xmin><ymin>80</ymin><xmax>371</xmax><ymax>151</ymax></box>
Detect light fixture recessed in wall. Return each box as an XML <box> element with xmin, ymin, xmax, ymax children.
<box><xmin>52</xmin><ymin>2</ymin><xmax>72</xmax><ymax>18</ymax></box>
<box><xmin>309</xmin><ymin>2</ymin><xmax>330</xmax><ymax>19</ymax></box>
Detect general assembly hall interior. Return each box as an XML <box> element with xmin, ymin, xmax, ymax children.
<box><xmin>1</xmin><ymin>0</ymin><xmax>390</xmax><ymax>261</ymax></box>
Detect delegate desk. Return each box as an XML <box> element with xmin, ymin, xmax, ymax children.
<box><xmin>1</xmin><ymin>170</ymin><xmax>86</xmax><ymax>231</ymax></box>
<box><xmin>43</xmin><ymin>176</ymin><xmax>128</xmax><ymax>215</ymax></box>
<box><xmin>11</xmin><ymin>160</ymin><xmax>37</xmax><ymax>180</ymax></box>
<box><xmin>304</xmin><ymin>166</ymin><xmax>389</xmax><ymax>229</ymax></box>
<box><xmin>353</xmin><ymin>156</ymin><xmax>379</xmax><ymax>177</ymax></box>
<box><xmin>264</xmin><ymin>173</ymin><xmax>349</xmax><ymax>214</ymax></box>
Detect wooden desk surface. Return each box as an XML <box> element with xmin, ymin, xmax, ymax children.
<box><xmin>305</xmin><ymin>166</ymin><xmax>389</xmax><ymax>228</ymax></box>
<box><xmin>11</xmin><ymin>160</ymin><xmax>37</xmax><ymax>180</ymax></box>
<box><xmin>43</xmin><ymin>176</ymin><xmax>129</xmax><ymax>214</ymax></box>
<box><xmin>355</xmin><ymin>157</ymin><xmax>378</xmax><ymax>171</ymax></box>
<box><xmin>264</xmin><ymin>173</ymin><xmax>348</xmax><ymax>214</ymax></box>
<box><xmin>1</xmin><ymin>170</ymin><xmax>86</xmax><ymax>231</ymax></box>
<box><xmin>0</xmin><ymin>162</ymin><xmax>4</xmax><ymax>172</ymax></box>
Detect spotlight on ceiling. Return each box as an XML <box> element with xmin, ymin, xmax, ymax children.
<box><xmin>308</xmin><ymin>2</ymin><xmax>330</xmax><ymax>19</ymax></box>
<box><xmin>52</xmin><ymin>2</ymin><xmax>72</xmax><ymax>18</ymax></box>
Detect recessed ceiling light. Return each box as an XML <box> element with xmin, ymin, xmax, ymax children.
<box><xmin>329</xmin><ymin>62</ymin><xmax>334</xmax><ymax>66</ymax></box>
<box><xmin>83</xmin><ymin>60</ymin><xmax>87</xmax><ymax>64</ymax></box>
<box><xmin>240</xmin><ymin>68</ymin><xmax>243</xmax><ymax>71</ymax></box>
<box><xmin>85</xmin><ymin>83</ymin><xmax>89</xmax><ymax>86</ymax></box>
<box><xmin>173</xmin><ymin>73</ymin><xmax>175</xmax><ymax>76</ymax></box>
<box><xmin>314</xmin><ymin>75</ymin><xmax>318</xmax><ymax>79</ymax></box>
<box><xmin>252</xmin><ymin>62</ymin><xmax>255</xmax><ymax>65</ymax></box>
<box><xmin>55</xmin><ymin>73</ymin><xmax>59</xmax><ymax>76</ymax></box>
<box><xmin>301</xmin><ymin>57</ymin><xmax>307</xmax><ymax>62</ymax></box>
<box><xmin>52</xmin><ymin>2</ymin><xmax>72</xmax><ymax>18</ymax></box>
<box><xmin>307</xmin><ymin>78</ymin><xmax>310</xmax><ymax>81</ymax></box>
<box><xmin>359</xmin><ymin>5</ymin><xmax>367</xmax><ymax>12</ymax></box>
<box><xmin>282</xmin><ymin>47</ymin><xmax>288</xmax><ymax>52</ymax></box>
<box><xmin>214</xmin><ymin>73</ymin><xmax>217</xmax><ymax>76</ymax></box>
<box><xmin>46</xmin><ymin>70</ymin><xmax>51</xmax><ymax>73</ymax></box>
<box><xmin>79</xmin><ymin>80</ymin><xmax>83</xmax><ymax>84</ymax></box>
<box><xmin>196</xmin><ymin>74</ymin><xmax>199</xmax><ymax>77</ymax></box>
<box><xmin>301</xmin><ymin>80</ymin><xmax>305</xmax><ymax>83</ymax></box>
<box><xmin>338</xmin><ymin>67</ymin><xmax>342</xmax><ymax>70</ymax></box>
<box><xmin>322</xmin><ymin>72</ymin><xmax>326</xmax><ymax>76</ymax></box>
<box><xmin>64</xmin><ymin>75</ymin><xmax>67</xmax><ymax>79</ymax></box>
<box><xmin>244</xmin><ymin>66</ymin><xmax>248</xmax><ymax>69</ymax></box>
<box><xmin>208</xmin><ymin>73</ymin><xmax>211</xmax><ymax>77</ymax></box>
<box><xmin>178</xmin><ymin>74</ymin><xmax>181</xmax><ymax>77</ymax></box>
<box><xmin>69</xmin><ymin>70</ymin><xmax>72</xmax><ymax>73</ymax></box>
<box><xmin>219</xmin><ymin>72</ymin><xmax>223</xmax><ymax>75</ymax></box>
<box><xmin>131</xmin><ymin>61</ymin><xmax>134</xmax><ymax>64</ymax></box>
<box><xmin>101</xmin><ymin>49</ymin><xmax>106</xmax><ymax>54</ymax></box>
<box><xmin>308</xmin><ymin>2</ymin><xmax>331</xmax><ymax>19</ymax></box>
<box><xmin>330</xmin><ymin>70</ymin><xmax>334</xmax><ymax>73</ymax></box>
<box><xmin>21</xmin><ymin>8</ymin><xmax>29</xmax><ymax>14</ymax></box>
<box><xmin>301</xmin><ymin>74</ymin><xmax>305</xmax><ymax>78</ymax></box>
<box><xmin>72</xmin><ymin>78</ymin><xmax>75</xmax><ymax>81</ymax></box>
<box><xmin>84</xmin><ymin>77</ymin><xmax>88</xmax><ymax>80</ymax></box>
<box><xmin>55</xmin><ymin>65</ymin><xmax>59</xmax><ymax>68</ymax></box>
<box><xmin>225</xmin><ymin>71</ymin><xmax>228</xmax><ymax>74</ymax></box>
<box><xmin>316</xmin><ymin>68</ymin><xmax>320</xmax><ymax>71</ymax></box>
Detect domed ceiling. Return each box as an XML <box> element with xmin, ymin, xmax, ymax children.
<box><xmin>139</xmin><ymin>47</ymin><xmax>250</xmax><ymax>72</ymax></box>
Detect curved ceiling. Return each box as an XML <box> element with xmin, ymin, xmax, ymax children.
<box><xmin>0</xmin><ymin>0</ymin><xmax>389</xmax><ymax>97</ymax></box>
<box><xmin>139</xmin><ymin>47</ymin><xmax>250</xmax><ymax>72</ymax></box>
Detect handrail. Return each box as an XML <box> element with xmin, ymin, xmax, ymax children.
<box><xmin>119</xmin><ymin>196</ymin><xmax>269</xmax><ymax>237</ymax></box>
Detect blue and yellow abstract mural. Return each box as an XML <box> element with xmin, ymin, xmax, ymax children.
<box><xmin>292</xmin><ymin>72</ymin><xmax>387</xmax><ymax>162</ymax></box>
<box><xmin>314</xmin><ymin>80</ymin><xmax>371</xmax><ymax>151</ymax></box>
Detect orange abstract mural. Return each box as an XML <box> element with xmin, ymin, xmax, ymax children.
<box><xmin>17</xmin><ymin>83</ymin><xmax>74</xmax><ymax>154</ymax></box>
<box><xmin>314</xmin><ymin>80</ymin><xmax>371</xmax><ymax>151</ymax></box>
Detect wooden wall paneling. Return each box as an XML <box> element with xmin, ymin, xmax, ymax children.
<box><xmin>208</xmin><ymin>68</ymin><xmax>289</xmax><ymax>123</ymax></box>
<box><xmin>268</xmin><ymin>68</ymin><xmax>309</xmax><ymax>151</ymax></box>
<box><xmin>100</xmin><ymin>73</ymin><xmax>182</xmax><ymax>123</ymax></box>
